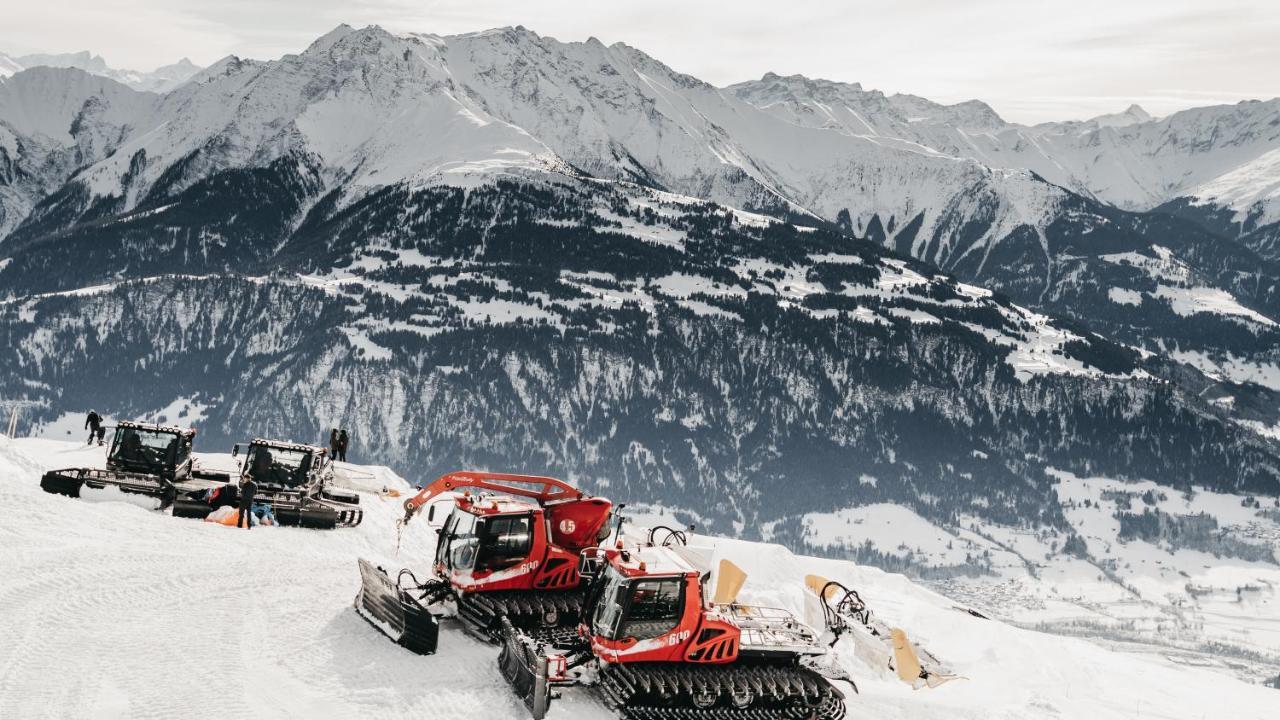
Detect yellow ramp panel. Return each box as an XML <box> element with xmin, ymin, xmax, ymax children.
<box><xmin>891</xmin><ymin>628</ymin><xmax>924</xmax><ymax>683</ymax></box>
<box><xmin>712</xmin><ymin>559</ymin><xmax>748</xmax><ymax>605</ymax></box>
<box><xmin>804</xmin><ymin>574</ymin><xmax>839</xmax><ymax>600</ymax></box>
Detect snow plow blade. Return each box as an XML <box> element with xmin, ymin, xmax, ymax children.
<box><xmin>40</xmin><ymin>467</ymin><xmax>177</xmax><ymax>507</ymax></box>
<box><xmin>497</xmin><ymin>617</ymin><xmax>552</xmax><ymax>720</ymax></box>
<box><xmin>354</xmin><ymin>559</ymin><xmax>439</xmax><ymax>655</ymax></box>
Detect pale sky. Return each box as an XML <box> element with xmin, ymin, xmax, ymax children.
<box><xmin>3</xmin><ymin>0</ymin><xmax>1278</xmax><ymax>124</ymax></box>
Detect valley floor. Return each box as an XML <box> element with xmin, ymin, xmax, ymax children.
<box><xmin>0</xmin><ymin>436</ymin><xmax>1274</xmax><ymax>719</ymax></box>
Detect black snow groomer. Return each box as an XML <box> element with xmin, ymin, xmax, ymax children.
<box><xmin>173</xmin><ymin>438</ymin><xmax>363</xmax><ymax>529</ymax></box>
<box><xmin>39</xmin><ymin>421</ymin><xmax>228</xmax><ymax>509</ymax></box>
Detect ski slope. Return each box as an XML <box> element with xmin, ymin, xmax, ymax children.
<box><xmin>0</xmin><ymin>435</ymin><xmax>1274</xmax><ymax>719</ymax></box>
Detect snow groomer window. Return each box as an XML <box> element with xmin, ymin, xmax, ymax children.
<box><xmin>624</xmin><ymin>578</ymin><xmax>683</xmax><ymax>640</ymax></box>
<box><xmin>478</xmin><ymin>515</ymin><xmax>533</xmax><ymax>570</ymax></box>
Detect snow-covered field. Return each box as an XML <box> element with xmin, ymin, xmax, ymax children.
<box><xmin>777</xmin><ymin>470</ymin><xmax>1280</xmax><ymax>688</ymax></box>
<box><xmin>0</xmin><ymin>435</ymin><xmax>1274</xmax><ymax>719</ymax></box>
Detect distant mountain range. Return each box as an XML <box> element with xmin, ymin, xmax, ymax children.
<box><xmin>0</xmin><ymin>49</ymin><xmax>201</xmax><ymax>92</ymax></box>
<box><xmin>0</xmin><ymin>25</ymin><xmax>1276</xmax><ymax>538</ymax></box>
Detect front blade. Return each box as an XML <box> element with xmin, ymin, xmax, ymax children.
<box><xmin>497</xmin><ymin>617</ymin><xmax>552</xmax><ymax>719</ymax></box>
<box><xmin>354</xmin><ymin>559</ymin><xmax>439</xmax><ymax>655</ymax></box>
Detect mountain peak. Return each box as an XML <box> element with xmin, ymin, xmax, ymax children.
<box><xmin>466</xmin><ymin>25</ymin><xmax>541</xmax><ymax>44</ymax></box>
<box><xmin>947</xmin><ymin>98</ymin><xmax>1005</xmax><ymax>127</ymax></box>
<box><xmin>1089</xmin><ymin>103</ymin><xmax>1154</xmax><ymax>128</ymax></box>
<box><xmin>298</xmin><ymin>24</ymin><xmax>423</xmax><ymax>65</ymax></box>
<box><xmin>1124</xmin><ymin>104</ymin><xmax>1152</xmax><ymax>122</ymax></box>
<box><xmin>307</xmin><ymin>23</ymin><xmax>360</xmax><ymax>53</ymax></box>
<box><xmin>186</xmin><ymin>55</ymin><xmax>249</xmax><ymax>85</ymax></box>
<box><xmin>742</xmin><ymin>72</ymin><xmax>866</xmax><ymax>96</ymax></box>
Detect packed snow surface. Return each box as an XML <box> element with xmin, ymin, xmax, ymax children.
<box><xmin>0</xmin><ymin>436</ymin><xmax>1274</xmax><ymax>719</ymax></box>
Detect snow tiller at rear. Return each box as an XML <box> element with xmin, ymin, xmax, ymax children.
<box><xmin>354</xmin><ymin>471</ymin><xmax>613</xmax><ymax>651</ymax></box>
<box><xmin>39</xmin><ymin>421</ymin><xmax>227</xmax><ymax>509</ymax></box>
<box><xmin>496</xmin><ymin>544</ymin><xmax>851</xmax><ymax>720</ymax></box>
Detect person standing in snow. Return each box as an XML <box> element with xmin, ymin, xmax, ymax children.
<box><xmin>329</xmin><ymin>428</ymin><xmax>339</xmax><ymax>459</ymax></box>
<box><xmin>237</xmin><ymin>473</ymin><xmax>258</xmax><ymax>530</ymax></box>
<box><xmin>337</xmin><ymin>429</ymin><xmax>349</xmax><ymax>462</ymax></box>
<box><xmin>249</xmin><ymin>446</ymin><xmax>273</xmax><ymax>484</ymax></box>
<box><xmin>85</xmin><ymin>410</ymin><xmax>104</xmax><ymax>445</ymax></box>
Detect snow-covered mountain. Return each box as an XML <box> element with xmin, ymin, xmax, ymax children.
<box><xmin>0</xmin><ymin>24</ymin><xmax>1277</xmax><ymax>557</ymax></box>
<box><xmin>2</xmin><ymin>174</ymin><xmax>1275</xmax><ymax>537</ymax></box>
<box><xmin>0</xmin><ymin>49</ymin><xmax>201</xmax><ymax>92</ymax></box>
<box><xmin>0</xmin><ymin>66</ymin><xmax>160</xmax><ymax>238</ymax></box>
<box><xmin>5</xmin><ymin>26</ymin><xmax>1275</xmax><ymax>374</ymax></box>
<box><xmin>729</xmin><ymin>72</ymin><xmax>1280</xmax><ymax>215</ymax></box>
<box><xmin>729</xmin><ymin>71</ymin><xmax>1280</xmax><ymax>304</ymax></box>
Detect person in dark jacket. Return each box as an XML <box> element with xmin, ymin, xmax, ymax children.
<box><xmin>164</xmin><ymin>437</ymin><xmax>180</xmax><ymax>468</ymax></box>
<box><xmin>120</xmin><ymin>430</ymin><xmax>145</xmax><ymax>463</ymax></box>
<box><xmin>237</xmin><ymin>474</ymin><xmax>258</xmax><ymax>530</ymax></box>
<box><xmin>337</xmin><ymin>429</ymin><xmax>349</xmax><ymax>462</ymax></box>
<box><xmin>293</xmin><ymin>452</ymin><xmax>312</xmax><ymax>486</ymax></box>
<box><xmin>249</xmin><ymin>447</ymin><xmax>273</xmax><ymax>484</ymax></box>
<box><xmin>328</xmin><ymin>429</ymin><xmax>339</xmax><ymax>459</ymax></box>
<box><xmin>85</xmin><ymin>410</ymin><xmax>103</xmax><ymax>445</ymax></box>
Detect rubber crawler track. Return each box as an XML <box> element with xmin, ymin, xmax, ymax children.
<box><xmin>459</xmin><ymin>589</ymin><xmax>585</xmax><ymax>645</ymax></box>
<box><xmin>600</xmin><ymin>662</ymin><xmax>845</xmax><ymax>720</ymax></box>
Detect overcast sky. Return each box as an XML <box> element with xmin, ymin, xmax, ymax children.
<box><xmin>3</xmin><ymin>0</ymin><xmax>1277</xmax><ymax>124</ymax></box>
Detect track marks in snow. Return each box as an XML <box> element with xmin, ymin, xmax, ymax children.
<box><xmin>0</xmin><ymin>444</ymin><xmax>561</xmax><ymax>720</ymax></box>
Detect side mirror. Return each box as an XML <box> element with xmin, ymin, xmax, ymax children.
<box><xmin>427</xmin><ymin>505</ymin><xmax>436</xmax><ymax>523</ymax></box>
<box><xmin>232</xmin><ymin>444</ymin><xmax>240</xmax><ymax>457</ymax></box>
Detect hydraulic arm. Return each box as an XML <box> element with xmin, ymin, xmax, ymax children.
<box><xmin>400</xmin><ymin>471</ymin><xmax>587</xmax><ymax>526</ymax></box>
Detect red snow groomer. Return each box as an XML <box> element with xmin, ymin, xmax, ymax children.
<box><xmin>355</xmin><ymin>472</ymin><xmax>614</xmax><ymax>654</ymax></box>
<box><xmin>497</xmin><ymin>543</ymin><xmax>851</xmax><ymax>720</ymax></box>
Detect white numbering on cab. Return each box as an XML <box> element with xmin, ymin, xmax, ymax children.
<box><xmin>667</xmin><ymin>629</ymin><xmax>692</xmax><ymax>646</ymax></box>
